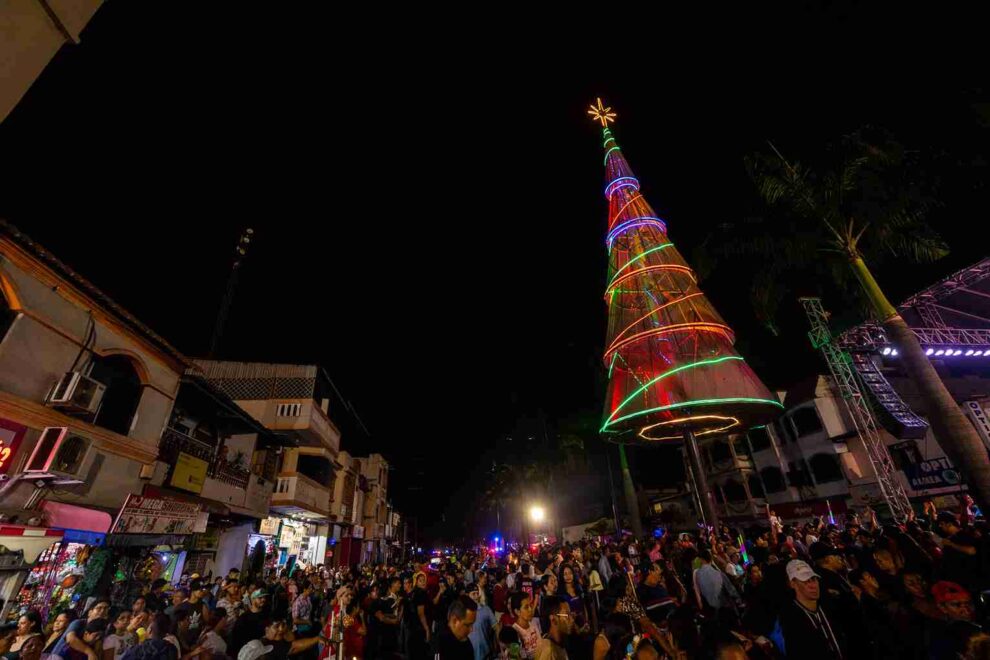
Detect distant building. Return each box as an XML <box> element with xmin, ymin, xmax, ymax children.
<box><xmin>192</xmin><ymin>360</ymin><xmax>343</xmax><ymax>568</ymax></box>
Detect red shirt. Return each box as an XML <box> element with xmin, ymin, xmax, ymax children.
<box><xmin>493</xmin><ymin>584</ymin><xmax>508</xmax><ymax>613</ymax></box>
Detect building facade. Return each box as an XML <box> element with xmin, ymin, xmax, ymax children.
<box><xmin>192</xmin><ymin>360</ymin><xmax>343</xmax><ymax>570</ymax></box>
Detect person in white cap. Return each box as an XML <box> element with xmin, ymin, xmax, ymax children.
<box><xmin>779</xmin><ymin>559</ymin><xmax>846</xmax><ymax>660</ymax></box>
<box><xmin>238</xmin><ymin>639</ymin><xmax>273</xmax><ymax>660</ymax></box>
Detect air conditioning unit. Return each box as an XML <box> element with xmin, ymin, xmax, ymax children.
<box><xmin>24</xmin><ymin>427</ymin><xmax>91</xmax><ymax>477</ymax></box>
<box><xmin>47</xmin><ymin>372</ymin><xmax>106</xmax><ymax>415</ymax></box>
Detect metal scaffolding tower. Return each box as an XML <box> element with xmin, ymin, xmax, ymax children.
<box><xmin>799</xmin><ymin>298</ymin><xmax>913</xmax><ymax>522</ymax></box>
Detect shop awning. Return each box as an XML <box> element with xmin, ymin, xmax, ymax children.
<box><xmin>0</xmin><ymin>525</ymin><xmax>63</xmax><ymax>563</ymax></box>
<box><xmin>41</xmin><ymin>501</ymin><xmax>112</xmax><ymax>534</ymax></box>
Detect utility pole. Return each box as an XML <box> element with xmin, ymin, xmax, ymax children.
<box><xmin>208</xmin><ymin>227</ymin><xmax>254</xmax><ymax>358</ymax></box>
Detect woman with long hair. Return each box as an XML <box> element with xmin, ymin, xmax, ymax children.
<box><xmin>556</xmin><ymin>564</ymin><xmax>589</xmax><ymax>632</ymax></box>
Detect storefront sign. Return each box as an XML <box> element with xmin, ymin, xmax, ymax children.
<box><xmin>965</xmin><ymin>401</ymin><xmax>990</xmax><ymax>449</ymax></box>
<box><xmin>259</xmin><ymin>516</ymin><xmax>281</xmax><ymax>536</ymax></box>
<box><xmin>772</xmin><ymin>498</ymin><xmax>848</xmax><ymax>521</ymax></box>
<box><xmin>352</xmin><ymin>525</ymin><xmax>364</xmax><ymax>539</ymax></box>
<box><xmin>902</xmin><ymin>457</ymin><xmax>961</xmax><ymax>490</ymax></box>
<box><xmin>111</xmin><ymin>494</ymin><xmax>209</xmax><ymax>535</ymax></box>
<box><xmin>278</xmin><ymin>523</ymin><xmax>297</xmax><ymax>548</ymax></box>
<box><xmin>170</xmin><ymin>452</ymin><xmax>208</xmax><ymax>494</ymax></box>
<box><xmin>0</xmin><ymin>418</ymin><xmax>27</xmax><ymax>474</ymax></box>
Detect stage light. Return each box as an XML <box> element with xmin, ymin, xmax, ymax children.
<box><xmin>529</xmin><ymin>505</ymin><xmax>546</xmax><ymax>523</ymax></box>
<box><xmin>925</xmin><ymin>348</ymin><xmax>934</xmax><ymax>355</ymax></box>
<box><xmin>954</xmin><ymin>350</ymin><xmax>964</xmax><ymax>356</ymax></box>
<box><xmin>966</xmin><ymin>350</ymin><xmax>975</xmax><ymax>356</ymax></box>
<box><xmin>882</xmin><ymin>347</ymin><xmax>892</xmax><ymax>355</ymax></box>
<box><xmin>935</xmin><ymin>350</ymin><xmax>945</xmax><ymax>356</ymax></box>
<box><xmin>976</xmin><ymin>351</ymin><xmax>985</xmax><ymax>357</ymax></box>
<box><xmin>891</xmin><ymin>349</ymin><xmax>898</xmax><ymax>356</ymax></box>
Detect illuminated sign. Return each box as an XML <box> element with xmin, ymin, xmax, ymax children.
<box><xmin>0</xmin><ymin>419</ymin><xmax>26</xmax><ymax>474</ymax></box>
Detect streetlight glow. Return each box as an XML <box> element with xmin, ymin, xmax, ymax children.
<box><xmin>529</xmin><ymin>505</ymin><xmax>546</xmax><ymax>523</ymax></box>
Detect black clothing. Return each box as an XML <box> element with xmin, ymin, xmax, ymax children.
<box><xmin>858</xmin><ymin>593</ymin><xmax>902</xmax><ymax>659</ymax></box>
<box><xmin>231</xmin><ymin>609</ymin><xmax>268</xmax><ymax>658</ymax></box>
<box><xmin>263</xmin><ymin>638</ymin><xmax>292</xmax><ymax>660</ymax></box>
<box><xmin>941</xmin><ymin>530</ymin><xmax>982</xmax><ymax>593</ymax></box>
<box><xmin>779</xmin><ymin>600</ymin><xmax>846</xmax><ymax>660</ymax></box>
<box><xmin>368</xmin><ymin>595</ymin><xmax>400</xmax><ymax>658</ymax></box>
<box><xmin>430</xmin><ymin>627</ymin><xmax>473</xmax><ymax>660</ymax></box>
<box><xmin>929</xmin><ymin>619</ymin><xmax>984</xmax><ymax>660</ymax></box>
<box><xmin>816</xmin><ymin>568</ymin><xmax>869</xmax><ymax>659</ymax></box>
<box><xmin>272</xmin><ymin>585</ymin><xmax>291</xmax><ymax>621</ymax></box>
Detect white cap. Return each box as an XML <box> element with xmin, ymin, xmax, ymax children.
<box><xmin>238</xmin><ymin>640</ymin><xmax>273</xmax><ymax>660</ymax></box>
<box><xmin>786</xmin><ymin>559</ymin><xmax>820</xmax><ymax>582</ymax></box>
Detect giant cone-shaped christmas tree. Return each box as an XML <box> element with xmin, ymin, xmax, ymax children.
<box><xmin>592</xmin><ymin>99</ymin><xmax>782</xmax><ymax>445</ymax></box>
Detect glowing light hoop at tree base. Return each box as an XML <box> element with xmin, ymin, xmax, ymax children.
<box><xmin>592</xmin><ymin>99</ymin><xmax>781</xmax><ymax>445</ymax></box>
<box><xmin>638</xmin><ymin>415</ymin><xmax>742</xmax><ymax>442</ymax></box>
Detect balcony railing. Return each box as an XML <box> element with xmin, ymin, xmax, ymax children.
<box><xmin>159</xmin><ymin>427</ymin><xmax>250</xmax><ymax>489</ymax></box>
<box><xmin>160</xmin><ymin>427</ymin><xmax>215</xmax><ymax>463</ymax></box>
<box><xmin>212</xmin><ymin>460</ymin><xmax>250</xmax><ymax>489</ymax></box>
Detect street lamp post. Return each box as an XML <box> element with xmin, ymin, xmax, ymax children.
<box><xmin>529</xmin><ymin>504</ymin><xmax>546</xmax><ymax>544</ymax></box>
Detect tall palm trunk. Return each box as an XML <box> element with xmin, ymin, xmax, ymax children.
<box><xmin>850</xmin><ymin>256</ymin><xmax>990</xmax><ymax>509</ymax></box>
<box><xmin>617</xmin><ymin>444</ymin><xmax>644</xmax><ymax>538</ymax></box>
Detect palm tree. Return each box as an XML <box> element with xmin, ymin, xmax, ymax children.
<box><xmin>699</xmin><ymin>129</ymin><xmax>990</xmax><ymax>509</ymax></box>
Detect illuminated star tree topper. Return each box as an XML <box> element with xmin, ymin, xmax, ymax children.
<box><xmin>587</xmin><ymin>97</ymin><xmax>616</xmax><ymax>128</ymax></box>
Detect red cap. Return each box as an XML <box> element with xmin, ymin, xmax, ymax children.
<box><xmin>932</xmin><ymin>581</ymin><xmax>970</xmax><ymax>604</ymax></box>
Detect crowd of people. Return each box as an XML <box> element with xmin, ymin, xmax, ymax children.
<box><xmin>4</xmin><ymin>497</ymin><xmax>990</xmax><ymax>660</ymax></box>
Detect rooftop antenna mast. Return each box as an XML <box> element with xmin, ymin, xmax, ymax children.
<box><xmin>208</xmin><ymin>228</ymin><xmax>254</xmax><ymax>358</ymax></box>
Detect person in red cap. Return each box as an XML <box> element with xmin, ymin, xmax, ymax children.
<box><xmin>929</xmin><ymin>581</ymin><xmax>983</xmax><ymax>660</ymax></box>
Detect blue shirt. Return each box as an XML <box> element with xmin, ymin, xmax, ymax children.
<box><xmin>693</xmin><ymin>563</ymin><xmax>737</xmax><ymax>609</ymax></box>
<box><xmin>469</xmin><ymin>604</ymin><xmax>496</xmax><ymax>660</ymax></box>
<box><xmin>52</xmin><ymin>619</ymin><xmax>85</xmax><ymax>660</ymax></box>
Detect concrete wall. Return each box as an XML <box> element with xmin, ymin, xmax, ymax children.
<box><xmin>0</xmin><ymin>248</ymin><xmax>182</xmax><ymax>512</ymax></box>
<box><xmin>0</xmin><ymin>0</ymin><xmax>104</xmax><ymax>124</ymax></box>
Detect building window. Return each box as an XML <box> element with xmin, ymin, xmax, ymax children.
<box><xmin>810</xmin><ymin>453</ymin><xmax>844</xmax><ymax>483</ymax></box>
<box><xmin>89</xmin><ymin>355</ymin><xmax>142</xmax><ymax>436</ymax></box>
<box><xmin>760</xmin><ymin>467</ymin><xmax>786</xmax><ymax>493</ymax></box>
<box><xmin>723</xmin><ymin>478</ymin><xmax>747</xmax><ymax>502</ymax></box>
<box><xmin>791</xmin><ymin>407</ymin><xmax>825</xmax><ymax>437</ymax></box>
<box><xmin>787</xmin><ymin>461</ymin><xmax>813</xmax><ymax>487</ymax></box>
<box><xmin>747</xmin><ymin>427</ymin><xmax>772</xmax><ymax>452</ymax></box>
<box><xmin>276</xmin><ymin>403</ymin><xmax>302</xmax><ymax>417</ymax></box>
<box><xmin>748</xmin><ymin>474</ymin><xmax>766</xmax><ymax>498</ymax></box>
<box><xmin>297</xmin><ymin>454</ymin><xmax>333</xmax><ymax>485</ymax></box>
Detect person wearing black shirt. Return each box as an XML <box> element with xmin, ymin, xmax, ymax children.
<box><xmin>809</xmin><ymin>543</ymin><xmax>869</xmax><ymax>656</ymax></box>
<box><xmin>369</xmin><ymin>578</ymin><xmax>402</xmax><ymax>659</ymax></box>
<box><xmin>430</xmin><ymin>595</ymin><xmax>476</xmax><ymax>660</ymax></box>
<box><xmin>259</xmin><ymin>621</ymin><xmax>321</xmax><ymax>660</ymax></box>
<box><xmin>231</xmin><ymin>590</ymin><xmax>270</xmax><ymax>659</ymax></box>
<box><xmin>272</xmin><ymin>575</ymin><xmax>291</xmax><ymax>622</ymax></box>
<box><xmin>779</xmin><ymin>560</ymin><xmax>846</xmax><ymax>660</ymax></box>
<box><xmin>936</xmin><ymin>512</ymin><xmax>982</xmax><ymax>594</ymax></box>
<box><xmin>144</xmin><ymin>580</ymin><xmax>168</xmax><ymax>615</ymax></box>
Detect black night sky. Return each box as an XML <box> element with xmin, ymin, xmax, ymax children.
<box><xmin>1</xmin><ymin>6</ymin><xmax>989</xmax><ymax>540</ymax></box>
